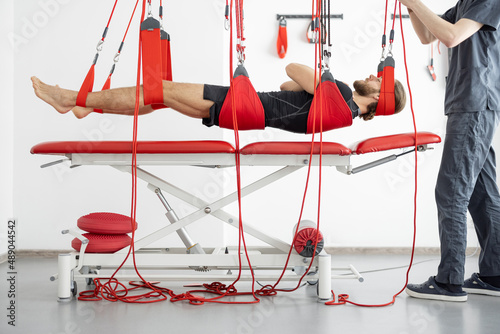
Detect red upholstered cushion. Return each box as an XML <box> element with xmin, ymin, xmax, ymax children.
<box><xmin>240</xmin><ymin>142</ymin><xmax>351</xmax><ymax>156</ymax></box>
<box><xmin>71</xmin><ymin>233</ymin><xmax>132</xmax><ymax>253</ymax></box>
<box><xmin>30</xmin><ymin>141</ymin><xmax>236</xmax><ymax>155</ymax></box>
<box><xmin>77</xmin><ymin>212</ymin><xmax>137</xmax><ymax>234</ymax></box>
<box><xmin>354</xmin><ymin>132</ymin><xmax>441</xmax><ymax>155</ymax></box>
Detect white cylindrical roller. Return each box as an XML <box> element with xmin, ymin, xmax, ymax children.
<box><xmin>57</xmin><ymin>254</ymin><xmax>72</xmax><ymax>301</ymax></box>
<box><xmin>317</xmin><ymin>254</ymin><xmax>332</xmax><ymax>300</ymax></box>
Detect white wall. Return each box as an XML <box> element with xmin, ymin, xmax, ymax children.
<box><xmin>12</xmin><ymin>0</ymin><xmax>467</xmax><ymax>251</ymax></box>
<box><xmin>0</xmin><ymin>0</ymin><xmax>14</xmax><ymax>256</ymax></box>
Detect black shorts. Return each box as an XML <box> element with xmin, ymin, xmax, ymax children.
<box><xmin>202</xmin><ymin>84</ymin><xmax>314</xmax><ymax>134</ymax></box>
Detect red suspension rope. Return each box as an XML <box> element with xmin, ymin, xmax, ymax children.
<box><xmin>79</xmin><ymin>1</ymin><xmax>169</xmax><ymax>303</ymax></box>
<box><xmin>256</xmin><ymin>0</ymin><xmax>326</xmax><ymax>297</ymax></box>
<box><xmin>326</xmin><ymin>1</ymin><xmax>419</xmax><ymax>307</ymax></box>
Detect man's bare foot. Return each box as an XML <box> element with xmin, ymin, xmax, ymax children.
<box><xmin>31</xmin><ymin>77</ymin><xmax>76</xmax><ymax>114</ymax></box>
<box><xmin>72</xmin><ymin>107</ymin><xmax>93</xmax><ymax>119</ymax></box>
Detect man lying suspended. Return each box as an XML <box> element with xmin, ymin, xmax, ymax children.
<box><xmin>31</xmin><ymin>63</ymin><xmax>406</xmax><ymax>134</ymax></box>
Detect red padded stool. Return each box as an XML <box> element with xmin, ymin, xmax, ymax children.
<box><xmin>77</xmin><ymin>212</ymin><xmax>137</xmax><ymax>234</ymax></box>
<box><xmin>72</xmin><ymin>233</ymin><xmax>132</xmax><ymax>253</ymax></box>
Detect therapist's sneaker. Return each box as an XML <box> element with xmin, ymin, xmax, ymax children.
<box><xmin>463</xmin><ymin>273</ymin><xmax>500</xmax><ymax>297</ymax></box>
<box><xmin>406</xmin><ymin>276</ymin><xmax>468</xmax><ymax>302</ymax></box>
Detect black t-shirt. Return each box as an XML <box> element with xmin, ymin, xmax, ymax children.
<box><xmin>258</xmin><ymin>80</ymin><xmax>359</xmax><ymax>133</ymax></box>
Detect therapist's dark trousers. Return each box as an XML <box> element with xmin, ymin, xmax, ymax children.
<box><xmin>436</xmin><ymin>110</ymin><xmax>500</xmax><ymax>285</ymax></box>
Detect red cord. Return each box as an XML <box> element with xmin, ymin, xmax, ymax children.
<box><xmin>171</xmin><ymin>0</ymin><xmax>260</xmax><ymax>305</ymax></box>
<box><xmin>227</xmin><ymin>0</ymin><xmax>259</xmax><ymax>304</ymax></box>
<box><xmin>256</xmin><ymin>0</ymin><xmax>325</xmax><ymax>297</ymax></box>
<box><xmin>390</xmin><ymin>0</ymin><xmax>398</xmax><ymax>34</ymax></box>
<box><xmin>100</xmin><ymin>0</ymin><xmax>140</xmax><ymax>87</ymax></box>
<box><xmin>326</xmin><ymin>1</ymin><xmax>419</xmax><ymax>307</ymax></box>
<box><xmin>122</xmin><ymin>1</ymin><xmax>141</xmax><ymax>46</ymax></box>
<box><xmin>104</xmin><ymin>0</ymin><xmax>120</xmax><ymax>39</ymax></box>
<box><xmin>78</xmin><ymin>1</ymin><xmax>170</xmax><ymax>303</ymax></box>
<box><xmin>383</xmin><ymin>0</ymin><xmax>389</xmax><ymax>37</ymax></box>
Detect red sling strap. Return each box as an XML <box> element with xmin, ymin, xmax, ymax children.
<box><xmin>276</xmin><ymin>17</ymin><xmax>288</xmax><ymax>59</ymax></box>
<box><xmin>375</xmin><ymin>56</ymin><xmax>395</xmax><ymax>116</ymax></box>
<box><xmin>375</xmin><ymin>0</ymin><xmax>397</xmax><ymax>117</ymax></box>
<box><xmin>149</xmin><ymin>29</ymin><xmax>172</xmax><ymax>110</ymax></box>
<box><xmin>148</xmin><ymin>29</ymin><xmax>172</xmax><ymax>110</ymax></box>
<box><xmin>76</xmin><ymin>64</ymin><xmax>96</xmax><ymax>108</ymax></box>
<box><xmin>306</xmin><ymin>70</ymin><xmax>353</xmax><ymax>134</ymax></box>
<box><xmin>141</xmin><ymin>16</ymin><xmax>164</xmax><ymax>106</ymax></box>
<box><xmin>75</xmin><ymin>1</ymin><xmax>119</xmax><ymax>108</ymax></box>
<box><xmin>377</xmin><ymin>60</ymin><xmax>384</xmax><ymax>78</ymax></box>
<box><xmin>86</xmin><ymin>1</ymin><xmax>140</xmax><ymax>113</ymax></box>
<box><xmin>218</xmin><ymin>65</ymin><xmax>265</xmax><ymax>131</ymax></box>
<box><xmin>161</xmin><ymin>30</ymin><xmax>172</xmax><ymax>81</ymax></box>
<box><xmin>159</xmin><ymin>0</ymin><xmax>172</xmax><ymax>82</ymax></box>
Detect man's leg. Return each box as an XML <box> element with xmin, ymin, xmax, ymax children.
<box><xmin>405</xmin><ymin>111</ymin><xmax>493</xmax><ymax>302</ymax></box>
<box><xmin>435</xmin><ymin>111</ymin><xmax>498</xmax><ymax>286</ymax></box>
<box><xmin>91</xmin><ymin>81</ymin><xmax>213</xmax><ymax>119</ymax></box>
<box><xmin>467</xmin><ymin>113</ymin><xmax>500</xmax><ymax>282</ymax></box>
<box><xmin>32</xmin><ymin>77</ymin><xmax>213</xmax><ymax>119</ymax></box>
<box><xmin>160</xmin><ymin>81</ymin><xmax>212</xmax><ymax>119</ymax></box>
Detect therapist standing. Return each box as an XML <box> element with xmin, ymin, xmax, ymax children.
<box><xmin>399</xmin><ymin>0</ymin><xmax>500</xmax><ymax>301</ymax></box>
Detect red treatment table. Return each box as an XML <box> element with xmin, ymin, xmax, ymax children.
<box><xmin>31</xmin><ymin>132</ymin><xmax>441</xmax><ymax>301</ymax></box>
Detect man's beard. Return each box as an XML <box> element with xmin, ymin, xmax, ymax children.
<box><xmin>353</xmin><ymin>80</ymin><xmax>379</xmax><ymax>97</ymax></box>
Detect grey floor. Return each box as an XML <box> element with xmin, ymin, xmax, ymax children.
<box><xmin>1</xmin><ymin>254</ymin><xmax>499</xmax><ymax>334</ymax></box>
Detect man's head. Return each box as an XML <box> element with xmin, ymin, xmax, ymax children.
<box><xmin>353</xmin><ymin>75</ymin><xmax>407</xmax><ymax>120</ymax></box>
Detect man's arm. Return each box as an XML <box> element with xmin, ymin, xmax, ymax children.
<box><xmin>283</xmin><ymin>63</ymin><xmax>319</xmax><ymax>95</ymax></box>
<box><xmin>280</xmin><ymin>80</ymin><xmax>304</xmax><ymax>92</ymax></box>
<box><xmin>400</xmin><ymin>0</ymin><xmax>483</xmax><ymax>48</ymax></box>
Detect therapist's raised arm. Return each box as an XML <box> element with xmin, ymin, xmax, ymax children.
<box><xmin>399</xmin><ymin>0</ymin><xmax>483</xmax><ymax>48</ymax></box>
